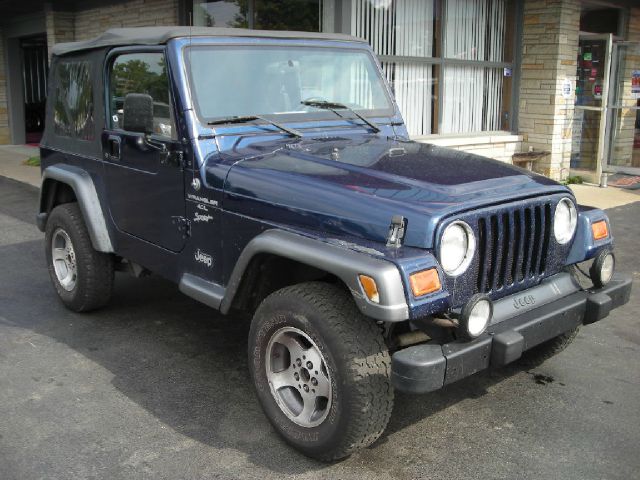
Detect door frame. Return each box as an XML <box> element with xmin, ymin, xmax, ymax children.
<box><xmin>1</xmin><ymin>13</ymin><xmax>46</xmax><ymax>145</ymax></box>
<box><xmin>572</xmin><ymin>33</ymin><xmax>614</xmax><ymax>185</ymax></box>
<box><xmin>101</xmin><ymin>46</ymin><xmax>187</xmax><ymax>253</ymax></box>
<box><xmin>603</xmin><ymin>40</ymin><xmax>640</xmax><ymax>176</ymax></box>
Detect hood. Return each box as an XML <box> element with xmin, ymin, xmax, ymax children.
<box><xmin>214</xmin><ymin>135</ymin><xmax>569</xmax><ymax>248</ymax></box>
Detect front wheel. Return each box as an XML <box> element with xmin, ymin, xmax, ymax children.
<box><xmin>249</xmin><ymin>282</ymin><xmax>393</xmax><ymax>461</ymax></box>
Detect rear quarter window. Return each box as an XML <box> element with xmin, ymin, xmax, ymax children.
<box><xmin>53</xmin><ymin>60</ymin><xmax>95</xmax><ymax>140</ymax></box>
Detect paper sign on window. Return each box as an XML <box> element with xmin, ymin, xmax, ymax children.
<box><xmin>632</xmin><ymin>70</ymin><xmax>640</xmax><ymax>99</ymax></box>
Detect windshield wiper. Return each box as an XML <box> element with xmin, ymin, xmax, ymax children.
<box><xmin>301</xmin><ymin>100</ymin><xmax>381</xmax><ymax>133</ymax></box>
<box><xmin>207</xmin><ymin>115</ymin><xmax>302</xmax><ymax>137</ymax></box>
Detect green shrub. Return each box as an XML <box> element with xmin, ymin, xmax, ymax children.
<box><xmin>562</xmin><ymin>175</ymin><xmax>583</xmax><ymax>185</ymax></box>
<box><xmin>23</xmin><ymin>156</ymin><xmax>40</xmax><ymax>167</ymax></box>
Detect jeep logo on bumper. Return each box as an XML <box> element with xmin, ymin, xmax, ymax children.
<box><xmin>513</xmin><ymin>294</ymin><xmax>536</xmax><ymax>309</ymax></box>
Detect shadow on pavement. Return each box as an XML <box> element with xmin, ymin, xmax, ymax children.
<box><xmin>0</xmin><ymin>237</ymin><xmax>532</xmax><ymax>474</ymax></box>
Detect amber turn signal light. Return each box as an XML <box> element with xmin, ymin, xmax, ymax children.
<box><xmin>592</xmin><ymin>220</ymin><xmax>609</xmax><ymax>240</ymax></box>
<box><xmin>409</xmin><ymin>268</ymin><xmax>441</xmax><ymax>298</ymax></box>
<box><xmin>358</xmin><ymin>275</ymin><xmax>380</xmax><ymax>303</ymax></box>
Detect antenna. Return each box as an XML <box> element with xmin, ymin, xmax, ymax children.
<box><xmin>188</xmin><ymin>11</ymin><xmax>197</xmax><ymax>182</ymax></box>
<box><xmin>189</xmin><ymin>11</ymin><xmax>193</xmax><ymax>54</ymax></box>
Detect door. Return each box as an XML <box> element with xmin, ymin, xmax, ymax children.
<box><xmin>605</xmin><ymin>41</ymin><xmax>640</xmax><ymax>175</ymax></box>
<box><xmin>571</xmin><ymin>34</ymin><xmax>613</xmax><ymax>184</ymax></box>
<box><xmin>102</xmin><ymin>50</ymin><xmax>186</xmax><ymax>252</ymax></box>
<box><xmin>20</xmin><ymin>35</ymin><xmax>48</xmax><ymax>144</ymax></box>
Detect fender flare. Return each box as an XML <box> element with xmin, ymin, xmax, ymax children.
<box><xmin>38</xmin><ymin>164</ymin><xmax>114</xmax><ymax>253</ymax></box>
<box><xmin>220</xmin><ymin>230</ymin><xmax>409</xmax><ymax>322</ymax></box>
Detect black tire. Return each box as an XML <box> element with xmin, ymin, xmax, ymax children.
<box><xmin>518</xmin><ymin>327</ymin><xmax>580</xmax><ymax>368</ymax></box>
<box><xmin>45</xmin><ymin>203</ymin><xmax>114</xmax><ymax>312</ymax></box>
<box><xmin>249</xmin><ymin>282</ymin><xmax>393</xmax><ymax>461</ymax></box>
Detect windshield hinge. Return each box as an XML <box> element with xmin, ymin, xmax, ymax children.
<box><xmin>161</xmin><ymin>149</ymin><xmax>185</xmax><ymax>169</ymax></box>
<box><xmin>172</xmin><ymin>216</ymin><xmax>191</xmax><ymax>238</ymax></box>
<box><xmin>386</xmin><ymin>215</ymin><xmax>406</xmax><ymax>248</ymax></box>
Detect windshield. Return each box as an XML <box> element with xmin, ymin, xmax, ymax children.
<box><xmin>186</xmin><ymin>45</ymin><xmax>393</xmax><ymax>122</ymax></box>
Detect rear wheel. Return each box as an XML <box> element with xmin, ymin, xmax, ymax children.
<box><xmin>518</xmin><ymin>327</ymin><xmax>580</xmax><ymax>368</ymax></box>
<box><xmin>45</xmin><ymin>203</ymin><xmax>114</xmax><ymax>312</ymax></box>
<box><xmin>249</xmin><ymin>282</ymin><xmax>393</xmax><ymax>461</ymax></box>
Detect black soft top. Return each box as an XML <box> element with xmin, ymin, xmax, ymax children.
<box><xmin>52</xmin><ymin>26</ymin><xmax>365</xmax><ymax>56</ymax></box>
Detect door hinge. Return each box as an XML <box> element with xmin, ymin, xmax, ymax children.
<box><xmin>160</xmin><ymin>149</ymin><xmax>185</xmax><ymax>168</ymax></box>
<box><xmin>172</xmin><ymin>216</ymin><xmax>191</xmax><ymax>238</ymax></box>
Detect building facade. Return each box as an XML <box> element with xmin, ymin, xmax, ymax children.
<box><xmin>1</xmin><ymin>0</ymin><xmax>639</xmax><ymax>182</ymax></box>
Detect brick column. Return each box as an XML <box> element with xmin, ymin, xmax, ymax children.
<box><xmin>610</xmin><ymin>7</ymin><xmax>640</xmax><ymax>169</ymax></box>
<box><xmin>74</xmin><ymin>0</ymin><xmax>179</xmax><ymax>41</ymax></box>
<box><xmin>518</xmin><ymin>0</ymin><xmax>581</xmax><ymax>181</ymax></box>
<box><xmin>45</xmin><ymin>4</ymin><xmax>75</xmax><ymax>61</ymax></box>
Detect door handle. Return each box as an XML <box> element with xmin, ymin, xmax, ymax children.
<box><xmin>106</xmin><ymin>135</ymin><xmax>121</xmax><ymax>161</ymax></box>
<box><xmin>143</xmin><ymin>137</ymin><xmax>168</xmax><ymax>162</ymax></box>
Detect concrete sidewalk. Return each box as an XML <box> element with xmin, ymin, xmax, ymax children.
<box><xmin>0</xmin><ymin>145</ymin><xmax>41</xmax><ymax>188</ymax></box>
<box><xmin>570</xmin><ymin>183</ymin><xmax>639</xmax><ymax>209</ymax></box>
<box><xmin>0</xmin><ymin>144</ymin><xmax>638</xmax><ymax>209</ymax></box>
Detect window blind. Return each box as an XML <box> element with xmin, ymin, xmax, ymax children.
<box><xmin>441</xmin><ymin>0</ymin><xmax>507</xmax><ymax>133</ymax></box>
<box><xmin>351</xmin><ymin>0</ymin><xmax>510</xmax><ymax>136</ymax></box>
<box><xmin>351</xmin><ymin>0</ymin><xmax>435</xmax><ymax>136</ymax></box>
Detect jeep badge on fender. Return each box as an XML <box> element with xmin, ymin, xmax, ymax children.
<box><xmin>36</xmin><ymin>27</ymin><xmax>632</xmax><ymax>462</ymax></box>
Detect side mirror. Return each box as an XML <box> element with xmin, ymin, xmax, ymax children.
<box><xmin>123</xmin><ymin>93</ymin><xmax>153</xmax><ymax>134</ymax></box>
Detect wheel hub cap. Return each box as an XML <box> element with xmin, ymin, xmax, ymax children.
<box><xmin>51</xmin><ymin>228</ymin><xmax>77</xmax><ymax>291</ymax></box>
<box><xmin>265</xmin><ymin>327</ymin><xmax>332</xmax><ymax>428</ymax></box>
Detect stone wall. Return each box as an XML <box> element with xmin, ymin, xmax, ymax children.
<box><xmin>416</xmin><ymin>134</ymin><xmax>523</xmax><ymax>164</ymax></box>
<box><xmin>45</xmin><ymin>6</ymin><xmax>75</xmax><ymax>59</ymax></box>
<box><xmin>74</xmin><ymin>0</ymin><xmax>178</xmax><ymax>41</ymax></box>
<box><xmin>0</xmin><ymin>0</ymin><xmax>178</xmax><ymax>145</ymax></box>
<box><xmin>0</xmin><ymin>29</ymin><xmax>9</xmax><ymax>144</ymax></box>
<box><xmin>517</xmin><ymin>0</ymin><xmax>581</xmax><ymax>181</ymax></box>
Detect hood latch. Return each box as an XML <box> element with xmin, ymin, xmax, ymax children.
<box><xmin>386</xmin><ymin>215</ymin><xmax>406</xmax><ymax>248</ymax></box>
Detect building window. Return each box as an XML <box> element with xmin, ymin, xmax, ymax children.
<box><xmin>193</xmin><ymin>0</ymin><xmax>249</xmax><ymax>27</ymax></box>
<box><xmin>192</xmin><ymin>0</ymin><xmax>328</xmax><ymax>31</ymax></box>
<box><xmin>53</xmin><ymin>60</ymin><xmax>95</xmax><ymax>140</ymax></box>
<box><xmin>351</xmin><ymin>0</ymin><xmax>517</xmax><ymax>136</ymax></box>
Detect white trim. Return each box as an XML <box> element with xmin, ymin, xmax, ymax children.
<box><xmin>413</xmin><ymin>131</ymin><xmax>522</xmax><ymax>147</ymax></box>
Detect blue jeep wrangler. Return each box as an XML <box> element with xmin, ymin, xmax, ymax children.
<box><xmin>38</xmin><ymin>27</ymin><xmax>632</xmax><ymax>461</ymax></box>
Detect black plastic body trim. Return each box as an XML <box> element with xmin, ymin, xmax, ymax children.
<box><xmin>391</xmin><ymin>273</ymin><xmax>632</xmax><ymax>394</ymax></box>
<box><xmin>38</xmin><ymin>164</ymin><xmax>114</xmax><ymax>252</ymax></box>
<box><xmin>177</xmin><ymin>229</ymin><xmax>410</xmax><ymax>322</ymax></box>
<box><xmin>179</xmin><ymin>273</ymin><xmax>225</xmax><ymax>310</ymax></box>
<box><xmin>218</xmin><ymin>229</ymin><xmax>409</xmax><ymax>322</ymax></box>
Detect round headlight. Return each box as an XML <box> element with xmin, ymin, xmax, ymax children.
<box><xmin>458</xmin><ymin>294</ymin><xmax>493</xmax><ymax>340</ymax></box>
<box><xmin>590</xmin><ymin>250</ymin><xmax>615</xmax><ymax>288</ymax></box>
<box><xmin>439</xmin><ymin>221</ymin><xmax>475</xmax><ymax>276</ymax></box>
<box><xmin>553</xmin><ymin>198</ymin><xmax>578</xmax><ymax>245</ymax></box>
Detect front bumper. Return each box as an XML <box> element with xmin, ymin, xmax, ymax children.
<box><xmin>391</xmin><ymin>273</ymin><xmax>632</xmax><ymax>394</ymax></box>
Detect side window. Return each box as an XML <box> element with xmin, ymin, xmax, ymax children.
<box><xmin>53</xmin><ymin>60</ymin><xmax>95</xmax><ymax>139</ymax></box>
<box><xmin>109</xmin><ymin>52</ymin><xmax>175</xmax><ymax>139</ymax></box>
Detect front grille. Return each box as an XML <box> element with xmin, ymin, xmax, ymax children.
<box><xmin>476</xmin><ymin>203</ymin><xmax>552</xmax><ymax>293</ymax></box>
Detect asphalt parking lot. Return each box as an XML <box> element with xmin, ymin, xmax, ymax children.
<box><xmin>1</xmin><ymin>175</ymin><xmax>639</xmax><ymax>480</ymax></box>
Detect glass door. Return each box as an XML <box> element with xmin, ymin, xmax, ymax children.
<box><xmin>571</xmin><ymin>34</ymin><xmax>613</xmax><ymax>184</ymax></box>
<box><xmin>605</xmin><ymin>41</ymin><xmax>640</xmax><ymax>175</ymax></box>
